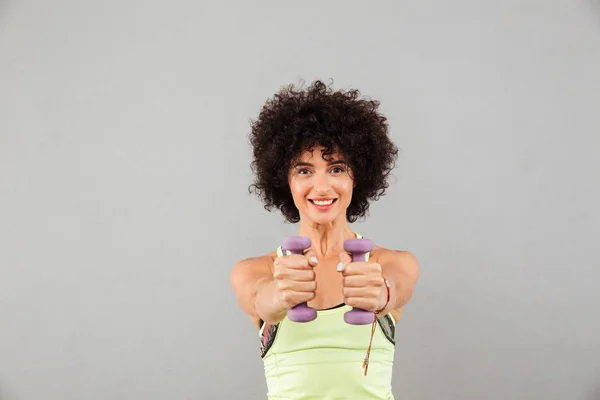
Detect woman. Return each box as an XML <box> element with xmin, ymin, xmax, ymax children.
<box><xmin>230</xmin><ymin>80</ymin><xmax>420</xmax><ymax>399</ymax></box>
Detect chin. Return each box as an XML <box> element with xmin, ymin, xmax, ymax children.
<box><xmin>306</xmin><ymin>212</ymin><xmax>342</xmax><ymax>225</ymax></box>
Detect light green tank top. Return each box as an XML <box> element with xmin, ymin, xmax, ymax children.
<box><xmin>259</xmin><ymin>235</ymin><xmax>397</xmax><ymax>399</ymax></box>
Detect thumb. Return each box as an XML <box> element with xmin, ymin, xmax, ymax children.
<box><xmin>303</xmin><ymin>248</ymin><xmax>319</xmax><ymax>267</ymax></box>
<box><xmin>336</xmin><ymin>251</ymin><xmax>352</xmax><ymax>272</ymax></box>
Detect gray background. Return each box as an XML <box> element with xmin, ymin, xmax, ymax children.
<box><xmin>1</xmin><ymin>0</ymin><xmax>599</xmax><ymax>399</ymax></box>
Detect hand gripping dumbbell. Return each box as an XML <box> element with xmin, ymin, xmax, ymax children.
<box><xmin>342</xmin><ymin>237</ymin><xmax>375</xmax><ymax>325</ymax></box>
<box><xmin>282</xmin><ymin>236</ymin><xmax>318</xmax><ymax>323</ymax></box>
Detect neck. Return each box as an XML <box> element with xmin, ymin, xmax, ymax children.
<box><xmin>297</xmin><ymin>217</ymin><xmax>355</xmax><ymax>259</ymax></box>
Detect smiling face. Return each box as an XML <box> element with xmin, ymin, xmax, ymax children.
<box><xmin>288</xmin><ymin>146</ymin><xmax>354</xmax><ymax>225</ymax></box>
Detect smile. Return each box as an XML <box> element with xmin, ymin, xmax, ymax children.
<box><xmin>308</xmin><ymin>198</ymin><xmax>337</xmax><ymax>209</ymax></box>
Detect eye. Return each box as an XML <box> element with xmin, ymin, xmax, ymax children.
<box><xmin>298</xmin><ymin>168</ymin><xmax>310</xmax><ymax>175</ymax></box>
<box><xmin>331</xmin><ymin>166</ymin><xmax>345</xmax><ymax>174</ymax></box>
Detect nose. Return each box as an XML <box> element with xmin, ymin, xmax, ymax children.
<box><xmin>313</xmin><ymin>171</ymin><xmax>331</xmax><ymax>194</ymax></box>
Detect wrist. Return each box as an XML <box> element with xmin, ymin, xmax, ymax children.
<box><xmin>255</xmin><ymin>278</ymin><xmax>287</xmax><ymax>323</ymax></box>
<box><xmin>375</xmin><ymin>277</ymin><xmax>391</xmax><ymax>314</ymax></box>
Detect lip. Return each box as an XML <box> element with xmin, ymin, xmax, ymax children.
<box><xmin>308</xmin><ymin>198</ymin><xmax>338</xmax><ymax>211</ymax></box>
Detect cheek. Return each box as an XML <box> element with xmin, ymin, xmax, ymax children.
<box><xmin>289</xmin><ymin>179</ymin><xmax>309</xmax><ymax>199</ymax></box>
<box><xmin>336</xmin><ymin>178</ymin><xmax>354</xmax><ymax>195</ymax></box>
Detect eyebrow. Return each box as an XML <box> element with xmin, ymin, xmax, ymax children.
<box><xmin>293</xmin><ymin>160</ymin><xmax>347</xmax><ymax>168</ymax></box>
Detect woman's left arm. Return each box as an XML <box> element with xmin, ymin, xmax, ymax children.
<box><xmin>377</xmin><ymin>250</ymin><xmax>420</xmax><ymax>315</ymax></box>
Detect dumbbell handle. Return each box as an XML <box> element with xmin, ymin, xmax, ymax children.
<box><xmin>282</xmin><ymin>236</ymin><xmax>317</xmax><ymax>323</ymax></box>
<box><xmin>343</xmin><ymin>238</ymin><xmax>376</xmax><ymax>325</ymax></box>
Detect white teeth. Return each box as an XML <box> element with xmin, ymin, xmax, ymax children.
<box><xmin>313</xmin><ymin>199</ymin><xmax>334</xmax><ymax>206</ymax></box>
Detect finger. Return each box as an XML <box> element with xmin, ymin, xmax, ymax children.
<box><xmin>343</xmin><ymin>286</ymin><xmax>380</xmax><ymax>299</ymax></box>
<box><xmin>282</xmin><ymin>291</ymin><xmax>316</xmax><ymax>307</ymax></box>
<box><xmin>342</xmin><ymin>275</ymin><xmax>365</xmax><ymax>288</ymax></box>
<box><xmin>342</xmin><ymin>262</ymin><xmax>381</xmax><ymax>276</ymax></box>
<box><xmin>281</xmin><ymin>280</ymin><xmax>317</xmax><ymax>292</ymax></box>
<box><xmin>303</xmin><ymin>249</ymin><xmax>319</xmax><ymax>267</ymax></box>
<box><xmin>343</xmin><ymin>297</ymin><xmax>378</xmax><ymax>312</ymax></box>
<box><xmin>274</xmin><ymin>266</ymin><xmax>315</xmax><ymax>280</ymax></box>
<box><xmin>336</xmin><ymin>251</ymin><xmax>352</xmax><ymax>272</ymax></box>
<box><xmin>299</xmin><ymin>291</ymin><xmax>317</xmax><ymax>303</ymax></box>
<box><xmin>285</xmin><ymin>255</ymin><xmax>312</xmax><ymax>270</ymax></box>
<box><xmin>293</xmin><ymin>269</ymin><xmax>316</xmax><ymax>282</ymax></box>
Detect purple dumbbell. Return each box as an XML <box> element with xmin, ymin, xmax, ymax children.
<box><xmin>343</xmin><ymin>237</ymin><xmax>376</xmax><ymax>325</ymax></box>
<box><xmin>282</xmin><ymin>236</ymin><xmax>317</xmax><ymax>323</ymax></box>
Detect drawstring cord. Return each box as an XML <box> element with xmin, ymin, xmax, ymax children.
<box><xmin>362</xmin><ymin>317</ymin><xmax>378</xmax><ymax>375</ymax></box>
<box><xmin>363</xmin><ymin>277</ymin><xmax>391</xmax><ymax>376</ymax></box>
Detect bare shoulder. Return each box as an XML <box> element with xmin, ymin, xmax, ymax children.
<box><xmin>373</xmin><ymin>246</ymin><xmax>419</xmax><ymax>274</ymax></box>
<box><xmin>230</xmin><ymin>251</ymin><xmax>277</xmax><ymax>284</ymax></box>
<box><xmin>233</xmin><ymin>251</ymin><xmax>278</xmax><ymax>270</ymax></box>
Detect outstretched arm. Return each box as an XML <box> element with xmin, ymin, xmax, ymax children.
<box><xmin>230</xmin><ymin>256</ymin><xmax>283</xmax><ymax>329</ymax></box>
<box><xmin>377</xmin><ymin>250</ymin><xmax>420</xmax><ymax>317</ymax></box>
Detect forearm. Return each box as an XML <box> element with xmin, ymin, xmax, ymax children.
<box><xmin>254</xmin><ymin>277</ymin><xmax>287</xmax><ymax>324</ymax></box>
<box><xmin>380</xmin><ymin>252</ymin><xmax>419</xmax><ymax>313</ymax></box>
<box><xmin>387</xmin><ymin>274</ymin><xmax>414</xmax><ymax>310</ymax></box>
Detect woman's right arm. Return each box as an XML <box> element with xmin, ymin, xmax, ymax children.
<box><xmin>230</xmin><ymin>256</ymin><xmax>288</xmax><ymax>329</ymax></box>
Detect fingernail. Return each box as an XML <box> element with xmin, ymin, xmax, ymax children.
<box><xmin>336</xmin><ymin>262</ymin><xmax>344</xmax><ymax>272</ymax></box>
<box><xmin>310</xmin><ymin>256</ymin><xmax>318</xmax><ymax>264</ymax></box>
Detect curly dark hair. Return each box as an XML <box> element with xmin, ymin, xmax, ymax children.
<box><xmin>248</xmin><ymin>80</ymin><xmax>399</xmax><ymax>223</ymax></box>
